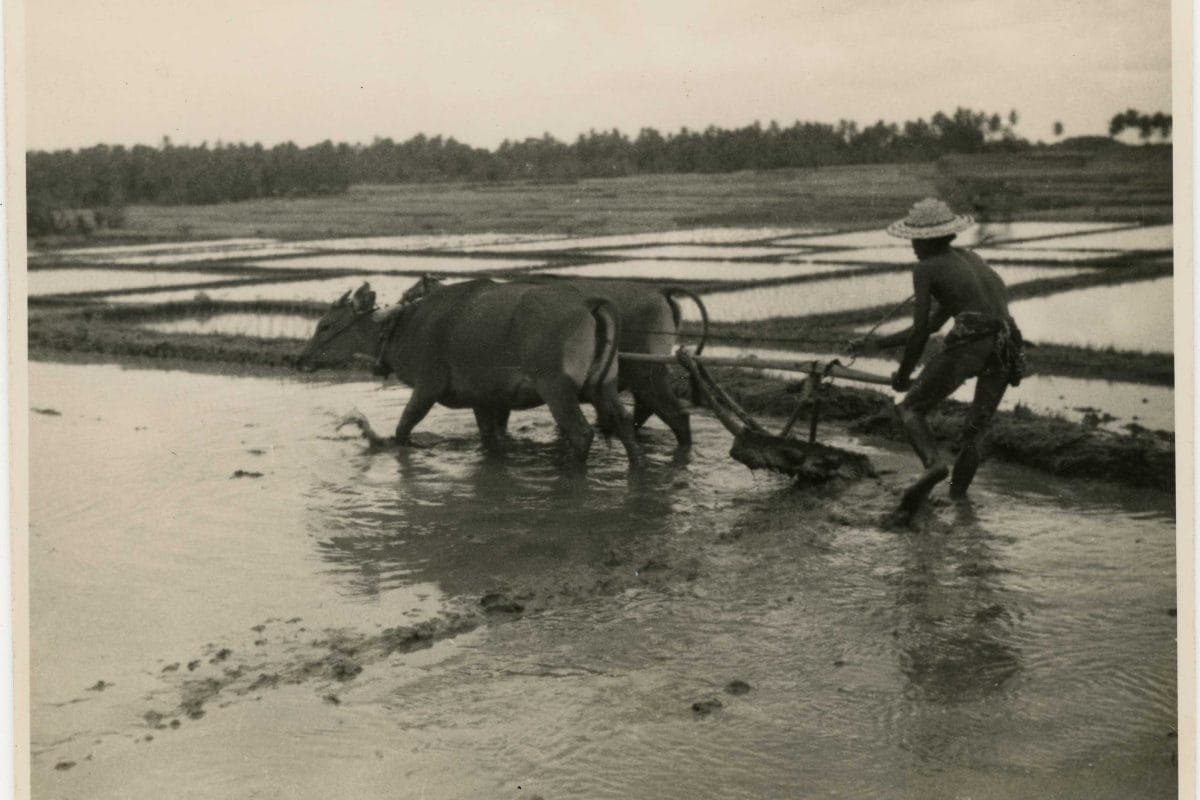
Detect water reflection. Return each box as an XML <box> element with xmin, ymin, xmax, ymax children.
<box><xmin>307</xmin><ymin>431</ymin><xmax>685</xmax><ymax>602</ymax></box>
<box><xmin>892</xmin><ymin>506</ymin><xmax>1024</xmax><ymax>762</ymax></box>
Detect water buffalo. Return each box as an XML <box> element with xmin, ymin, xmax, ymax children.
<box><xmin>400</xmin><ymin>275</ymin><xmax>709</xmax><ymax>447</ymax></box>
<box><xmin>298</xmin><ymin>280</ymin><xmax>640</xmax><ymax>465</ymax></box>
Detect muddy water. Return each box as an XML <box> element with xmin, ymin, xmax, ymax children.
<box><xmin>31</xmin><ymin>362</ymin><xmax>1176</xmax><ymax>798</ymax></box>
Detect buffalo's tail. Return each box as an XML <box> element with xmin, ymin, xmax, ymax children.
<box><xmin>584</xmin><ymin>297</ymin><xmax>621</xmax><ymax>392</ymax></box>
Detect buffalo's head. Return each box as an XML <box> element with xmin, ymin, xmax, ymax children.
<box><xmin>296</xmin><ymin>282</ymin><xmax>377</xmax><ymax>370</ymax></box>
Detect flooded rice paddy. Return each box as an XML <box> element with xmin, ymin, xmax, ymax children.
<box><xmin>141</xmin><ymin>313</ymin><xmax>317</xmax><ymax>340</ymax></box>
<box><xmin>532</xmin><ymin>259</ymin><xmax>841</xmax><ymax>282</ymax></box>
<box><xmin>1008</xmin><ymin>277</ymin><xmax>1174</xmax><ymax>353</ymax></box>
<box><xmin>247</xmin><ymin>253</ymin><xmax>544</xmax><ymax>273</ymax></box>
<box><xmin>596</xmin><ymin>244</ymin><xmax>808</xmax><ymax>260</ymax></box>
<box><xmin>299</xmin><ymin>233</ymin><xmax>568</xmax><ymax>251</ymax></box>
<box><xmin>798</xmin><ymin>247</ymin><xmax>1118</xmax><ymax>266</ymax></box>
<box><xmin>1008</xmin><ymin>225</ymin><xmax>1173</xmax><ymax>252</ymax></box>
<box><xmin>469</xmin><ymin>227</ymin><xmax>821</xmax><ymax>252</ymax></box>
<box><xmin>102</xmin><ymin>274</ymin><xmax>443</xmax><ymax>305</ymax></box>
<box><xmin>681</xmin><ymin>265</ymin><xmax>1097</xmax><ymax>321</ymax></box>
<box><xmin>32</xmin><ymin>237</ymin><xmax>276</xmax><ymax>258</ymax></box>
<box><xmin>865</xmin><ymin>276</ymin><xmax>1173</xmax><ymax>354</ymax></box>
<box><xmin>971</xmin><ymin>248</ymin><xmax>1123</xmax><ymax>264</ymax></box>
<box><xmin>771</xmin><ymin>221</ymin><xmax>1131</xmax><ymax>249</ymax></box>
<box><xmin>31</xmin><ymin>361</ymin><xmax>1176</xmax><ymax>799</ymax></box>
<box><xmin>29</xmin><ymin>268</ymin><xmax>235</xmax><ymax>296</ymax></box>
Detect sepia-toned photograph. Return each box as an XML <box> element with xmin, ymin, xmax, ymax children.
<box><xmin>9</xmin><ymin>1</ymin><xmax>1190</xmax><ymax>797</ymax></box>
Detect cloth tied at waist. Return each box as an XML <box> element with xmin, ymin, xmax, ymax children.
<box><xmin>944</xmin><ymin>311</ymin><xmax>1026</xmax><ymax>386</ymax></box>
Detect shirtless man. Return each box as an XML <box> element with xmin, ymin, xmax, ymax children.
<box><xmin>850</xmin><ymin>198</ymin><xmax>1024</xmax><ymax>523</ymax></box>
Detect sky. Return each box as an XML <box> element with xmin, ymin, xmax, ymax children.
<box><xmin>24</xmin><ymin>0</ymin><xmax>1174</xmax><ymax>152</ymax></box>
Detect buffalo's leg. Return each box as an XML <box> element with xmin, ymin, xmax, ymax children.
<box><xmin>394</xmin><ymin>388</ymin><xmax>438</xmax><ymax>446</ymax></box>
<box><xmin>538</xmin><ymin>376</ymin><xmax>594</xmax><ymax>462</ymax></box>
<box><xmin>950</xmin><ymin>368</ymin><xmax>1007</xmax><ymax>499</ymax></box>
<box><xmin>473</xmin><ymin>407</ymin><xmax>509</xmax><ymax>453</ymax></box>
<box><xmin>592</xmin><ymin>380</ymin><xmax>643</xmax><ymax>466</ymax></box>
<box><xmin>633</xmin><ymin>364</ymin><xmax>691</xmax><ymax>447</ymax></box>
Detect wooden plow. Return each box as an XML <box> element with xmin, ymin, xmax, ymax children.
<box><xmin>620</xmin><ymin>349</ymin><xmax>892</xmax><ymax>483</ymax></box>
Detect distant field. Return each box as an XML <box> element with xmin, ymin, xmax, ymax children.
<box><xmin>40</xmin><ymin>147</ymin><xmax>1172</xmax><ymax>246</ymax></box>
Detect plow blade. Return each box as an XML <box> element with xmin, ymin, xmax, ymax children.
<box><xmin>647</xmin><ymin>349</ymin><xmax>882</xmax><ymax>483</ymax></box>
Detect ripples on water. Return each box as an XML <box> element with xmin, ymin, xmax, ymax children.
<box><xmin>30</xmin><ymin>363</ymin><xmax>1176</xmax><ymax>798</ymax></box>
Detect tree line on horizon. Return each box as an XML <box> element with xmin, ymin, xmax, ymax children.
<box><xmin>26</xmin><ymin>107</ymin><xmax>1168</xmax><ymax>236</ymax></box>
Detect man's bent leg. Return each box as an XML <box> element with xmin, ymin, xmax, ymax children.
<box><xmin>887</xmin><ymin>344</ymin><xmax>989</xmax><ymax>525</ymax></box>
<box><xmin>949</xmin><ymin>367</ymin><xmax>1008</xmax><ymax>499</ymax></box>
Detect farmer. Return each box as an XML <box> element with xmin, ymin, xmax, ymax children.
<box><xmin>850</xmin><ymin>198</ymin><xmax>1025</xmax><ymax>520</ymax></box>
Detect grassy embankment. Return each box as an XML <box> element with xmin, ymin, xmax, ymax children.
<box><xmin>26</xmin><ymin>148</ymin><xmax>1176</xmax><ymax>490</ymax></box>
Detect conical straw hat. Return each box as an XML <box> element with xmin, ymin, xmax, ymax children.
<box><xmin>886</xmin><ymin>198</ymin><xmax>974</xmax><ymax>239</ymax></box>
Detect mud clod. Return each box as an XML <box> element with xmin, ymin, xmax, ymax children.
<box><xmin>161</xmin><ymin>663</ymin><xmax>180</xmax><ymax>673</ymax></box>
<box><xmin>143</xmin><ymin>710</ymin><xmax>165</xmax><ymax>727</ymax></box>
<box><xmin>169</xmin><ymin>719</ymin><xmax>181</xmax><ymax>729</ymax></box>
<box><xmin>692</xmin><ymin>698</ymin><xmax>723</xmax><ymax>716</ymax></box>
<box><xmin>251</xmin><ymin>624</ymin><xmax>266</xmax><ymax>632</ymax></box>
<box><xmin>323</xmin><ymin>694</ymin><xmax>341</xmax><ymax>705</ymax></box>
<box><xmin>725</xmin><ymin>680</ymin><xmax>752</xmax><ymax>695</ymax></box>
<box><xmin>248</xmin><ymin>673</ymin><xmax>281</xmax><ymax>691</ymax></box>
<box><xmin>54</xmin><ymin>761</ymin><xmax>76</xmax><ymax>771</ymax></box>
<box><xmin>230</xmin><ymin>470</ymin><xmax>263</xmax><ymax>479</ymax></box>
<box><xmin>210</xmin><ymin>648</ymin><xmax>232</xmax><ymax>663</ymax></box>
<box><xmin>33</xmin><ymin>407</ymin><xmax>62</xmax><ymax>416</ymax></box>
<box><xmin>481</xmin><ymin>593</ymin><xmax>525</xmax><ymax>615</ymax></box>
<box><xmin>187</xmin><ymin>660</ymin><xmax>200</xmax><ymax>671</ymax></box>
<box><xmin>328</xmin><ymin>656</ymin><xmax>363</xmax><ymax>682</ymax></box>
<box><xmin>87</xmin><ymin>680</ymin><xmax>112</xmax><ymax>691</ymax></box>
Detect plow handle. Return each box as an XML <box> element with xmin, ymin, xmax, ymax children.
<box><xmin>618</xmin><ymin>352</ymin><xmax>893</xmax><ymax>387</ymax></box>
